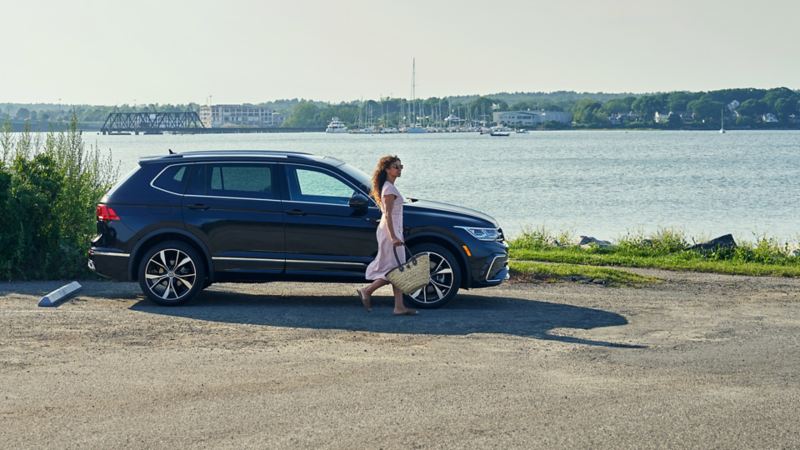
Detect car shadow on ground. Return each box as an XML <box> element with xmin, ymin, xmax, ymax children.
<box><xmin>130</xmin><ymin>289</ymin><xmax>644</xmax><ymax>349</ymax></box>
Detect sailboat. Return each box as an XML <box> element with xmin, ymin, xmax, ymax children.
<box><xmin>404</xmin><ymin>57</ymin><xmax>428</xmax><ymax>134</ymax></box>
<box><xmin>719</xmin><ymin>109</ymin><xmax>725</xmax><ymax>134</ymax></box>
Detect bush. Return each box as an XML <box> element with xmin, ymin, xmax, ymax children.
<box><xmin>618</xmin><ymin>228</ymin><xmax>689</xmax><ymax>256</ymax></box>
<box><xmin>510</xmin><ymin>226</ymin><xmax>573</xmax><ymax>250</ymax></box>
<box><xmin>0</xmin><ymin>118</ymin><xmax>118</xmax><ymax>280</ymax></box>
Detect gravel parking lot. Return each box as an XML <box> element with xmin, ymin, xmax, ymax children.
<box><xmin>1</xmin><ymin>270</ymin><xmax>799</xmax><ymax>449</ymax></box>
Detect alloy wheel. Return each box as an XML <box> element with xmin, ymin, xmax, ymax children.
<box><xmin>144</xmin><ymin>249</ymin><xmax>197</xmax><ymax>301</ymax></box>
<box><xmin>408</xmin><ymin>251</ymin><xmax>453</xmax><ymax>304</ymax></box>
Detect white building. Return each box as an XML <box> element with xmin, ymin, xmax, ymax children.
<box><xmin>199</xmin><ymin>105</ymin><xmax>284</xmax><ymax>128</ymax></box>
<box><xmin>762</xmin><ymin>113</ymin><xmax>779</xmax><ymax>123</ymax></box>
<box><xmin>654</xmin><ymin>111</ymin><xmax>673</xmax><ymax>124</ymax></box>
<box><xmin>493</xmin><ymin>110</ymin><xmax>572</xmax><ymax>126</ymax></box>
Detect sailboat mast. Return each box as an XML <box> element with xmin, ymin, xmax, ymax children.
<box><xmin>411</xmin><ymin>57</ymin><xmax>416</xmax><ymax>126</ymax></box>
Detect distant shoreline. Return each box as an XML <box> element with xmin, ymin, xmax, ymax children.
<box><xmin>4</xmin><ymin>121</ymin><xmax>800</xmax><ymax>134</ymax></box>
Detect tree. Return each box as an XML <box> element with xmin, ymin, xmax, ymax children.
<box><xmin>15</xmin><ymin>108</ymin><xmax>30</xmax><ymax>120</ymax></box>
<box><xmin>601</xmin><ymin>97</ymin><xmax>635</xmax><ymax>114</ymax></box>
<box><xmin>667</xmin><ymin>92</ymin><xmax>696</xmax><ymax>113</ymax></box>
<box><xmin>631</xmin><ymin>96</ymin><xmax>665</xmax><ymax>123</ymax></box>
<box><xmin>282</xmin><ymin>102</ymin><xmax>321</xmax><ymax>127</ymax></box>
<box><xmin>737</xmin><ymin>99</ymin><xmax>768</xmax><ymax>119</ymax></box>
<box><xmin>572</xmin><ymin>99</ymin><xmax>608</xmax><ymax>127</ymax></box>
<box><xmin>667</xmin><ymin>112</ymin><xmax>682</xmax><ymax>129</ymax></box>
<box><xmin>468</xmin><ymin>97</ymin><xmax>507</xmax><ymax>123</ymax></box>
<box><xmin>687</xmin><ymin>96</ymin><xmax>725</xmax><ymax>124</ymax></box>
<box><xmin>773</xmin><ymin>96</ymin><xmax>798</xmax><ymax>123</ymax></box>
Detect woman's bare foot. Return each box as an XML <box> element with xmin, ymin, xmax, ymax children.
<box><xmin>357</xmin><ymin>288</ymin><xmax>372</xmax><ymax>312</ymax></box>
<box><xmin>393</xmin><ymin>308</ymin><xmax>418</xmax><ymax>316</ymax></box>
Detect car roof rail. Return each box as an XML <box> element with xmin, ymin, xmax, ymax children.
<box><xmin>138</xmin><ymin>149</ymin><xmax>314</xmax><ymax>164</ymax></box>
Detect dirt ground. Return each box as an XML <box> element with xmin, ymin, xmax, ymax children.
<box><xmin>1</xmin><ymin>269</ymin><xmax>799</xmax><ymax>449</ymax></box>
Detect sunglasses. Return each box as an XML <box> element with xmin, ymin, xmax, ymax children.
<box><xmin>390</xmin><ymin>163</ymin><xmax>404</xmax><ymax>169</ymax></box>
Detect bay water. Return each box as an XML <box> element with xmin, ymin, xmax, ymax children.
<box><xmin>82</xmin><ymin>130</ymin><xmax>799</xmax><ymax>243</ymax></box>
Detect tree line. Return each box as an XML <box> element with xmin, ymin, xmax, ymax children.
<box><xmin>3</xmin><ymin>87</ymin><xmax>798</xmax><ymax>130</ymax></box>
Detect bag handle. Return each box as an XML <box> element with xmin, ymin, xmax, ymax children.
<box><xmin>392</xmin><ymin>243</ymin><xmax>418</xmax><ymax>272</ymax></box>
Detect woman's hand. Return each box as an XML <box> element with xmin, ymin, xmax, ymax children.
<box><xmin>391</xmin><ymin>237</ymin><xmax>404</xmax><ymax>247</ymax></box>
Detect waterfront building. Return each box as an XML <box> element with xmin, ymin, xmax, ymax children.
<box><xmin>199</xmin><ymin>104</ymin><xmax>284</xmax><ymax>128</ymax></box>
<box><xmin>654</xmin><ymin>111</ymin><xmax>673</xmax><ymax>124</ymax></box>
<box><xmin>493</xmin><ymin>110</ymin><xmax>572</xmax><ymax>127</ymax></box>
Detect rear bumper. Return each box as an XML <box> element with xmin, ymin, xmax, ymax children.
<box><xmin>88</xmin><ymin>247</ymin><xmax>131</xmax><ymax>281</ymax></box>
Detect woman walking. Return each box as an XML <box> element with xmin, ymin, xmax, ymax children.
<box><xmin>357</xmin><ymin>155</ymin><xmax>418</xmax><ymax>315</ymax></box>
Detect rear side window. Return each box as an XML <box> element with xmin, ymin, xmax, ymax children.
<box><xmin>202</xmin><ymin>164</ymin><xmax>277</xmax><ymax>200</ymax></box>
<box><xmin>152</xmin><ymin>165</ymin><xmax>188</xmax><ymax>194</ymax></box>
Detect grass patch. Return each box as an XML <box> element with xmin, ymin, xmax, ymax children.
<box><xmin>509</xmin><ymin>260</ymin><xmax>660</xmax><ymax>286</ymax></box>
<box><xmin>508</xmin><ymin>226</ymin><xmax>800</xmax><ymax>277</ymax></box>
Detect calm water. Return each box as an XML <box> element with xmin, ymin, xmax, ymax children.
<box><xmin>81</xmin><ymin>130</ymin><xmax>799</xmax><ymax>242</ymax></box>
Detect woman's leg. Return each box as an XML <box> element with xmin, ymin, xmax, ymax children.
<box><xmin>363</xmin><ymin>279</ymin><xmax>389</xmax><ymax>297</ymax></box>
<box><xmin>392</xmin><ymin>284</ymin><xmax>417</xmax><ymax>315</ymax></box>
<box><xmin>358</xmin><ymin>279</ymin><xmax>389</xmax><ymax>310</ymax></box>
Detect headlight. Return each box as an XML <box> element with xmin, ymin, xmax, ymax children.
<box><xmin>455</xmin><ymin>226</ymin><xmax>500</xmax><ymax>241</ymax></box>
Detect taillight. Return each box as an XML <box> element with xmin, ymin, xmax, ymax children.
<box><xmin>96</xmin><ymin>204</ymin><xmax>120</xmax><ymax>221</ymax></box>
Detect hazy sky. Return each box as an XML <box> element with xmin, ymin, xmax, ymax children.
<box><xmin>1</xmin><ymin>0</ymin><xmax>797</xmax><ymax>105</ymax></box>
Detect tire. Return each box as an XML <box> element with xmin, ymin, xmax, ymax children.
<box><xmin>137</xmin><ymin>240</ymin><xmax>206</xmax><ymax>306</ymax></box>
<box><xmin>404</xmin><ymin>243</ymin><xmax>462</xmax><ymax>309</ymax></box>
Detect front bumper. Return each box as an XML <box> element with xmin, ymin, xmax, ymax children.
<box><xmin>88</xmin><ymin>247</ymin><xmax>131</xmax><ymax>281</ymax></box>
<box><xmin>465</xmin><ymin>240</ymin><xmax>509</xmax><ymax>288</ymax></box>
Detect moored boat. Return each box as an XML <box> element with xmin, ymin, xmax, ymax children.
<box><xmin>325</xmin><ymin>117</ymin><xmax>348</xmax><ymax>133</ymax></box>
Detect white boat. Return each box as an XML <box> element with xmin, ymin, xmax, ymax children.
<box><xmin>326</xmin><ymin>117</ymin><xmax>348</xmax><ymax>133</ymax></box>
<box><xmin>489</xmin><ymin>126</ymin><xmax>512</xmax><ymax>137</ymax></box>
<box><xmin>516</xmin><ymin>128</ymin><xmax>528</xmax><ymax>134</ymax></box>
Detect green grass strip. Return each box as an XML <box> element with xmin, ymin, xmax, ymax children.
<box><xmin>510</xmin><ymin>248</ymin><xmax>800</xmax><ymax>277</ymax></box>
<box><xmin>509</xmin><ymin>260</ymin><xmax>660</xmax><ymax>286</ymax></box>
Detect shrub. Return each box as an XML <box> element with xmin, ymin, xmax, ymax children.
<box><xmin>0</xmin><ymin>118</ymin><xmax>118</xmax><ymax>280</ymax></box>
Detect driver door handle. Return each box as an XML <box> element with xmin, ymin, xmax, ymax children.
<box><xmin>287</xmin><ymin>209</ymin><xmax>306</xmax><ymax>216</ymax></box>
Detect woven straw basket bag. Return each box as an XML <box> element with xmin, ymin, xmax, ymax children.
<box><xmin>386</xmin><ymin>244</ymin><xmax>430</xmax><ymax>294</ymax></box>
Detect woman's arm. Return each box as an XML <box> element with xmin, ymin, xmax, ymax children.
<box><xmin>383</xmin><ymin>194</ymin><xmax>403</xmax><ymax>246</ymax></box>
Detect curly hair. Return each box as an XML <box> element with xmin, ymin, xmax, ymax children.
<box><xmin>370</xmin><ymin>155</ymin><xmax>400</xmax><ymax>207</ymax></box>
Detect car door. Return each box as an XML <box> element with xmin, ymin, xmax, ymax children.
<box><xmin>281</xmin><ymin>163</ymin><xmax>381</xmax><ymax>277</ymax></box>
<box><xmin>182</xmin><ymin>162</ymin><xmax>285</xmax><ymax>275</ymax></box>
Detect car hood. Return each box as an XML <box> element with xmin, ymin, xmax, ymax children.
<box><xmin>404</xmin><ymin>198</ymin><xmax>498</xmax><ymax>227</ymax></box>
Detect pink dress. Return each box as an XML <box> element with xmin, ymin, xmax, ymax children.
<box><xmin>365</xmin><ymin>181</ymin><xmax>406</xmax><ymax>281</ymax></box>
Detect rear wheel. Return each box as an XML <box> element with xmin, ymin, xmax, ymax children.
<box><xmin>137</xmin><ymin>241</ymin><xmax>206</xmax><ymax>306</ymax></box>
<box><xmin>404</xmin><ymin>243</ymin><xmax>462</xmax><ymax>309</ymax></box>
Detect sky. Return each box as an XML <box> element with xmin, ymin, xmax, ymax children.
<box><xmin>1</xmin><ymin>0</ymin><xmax>798</xmax><ymax>105</ymax></box>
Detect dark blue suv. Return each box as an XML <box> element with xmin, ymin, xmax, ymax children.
<box><xmin>89</xmin><ymin>150</ymin><xmax>509</xmax><ymax>307</ymax></box>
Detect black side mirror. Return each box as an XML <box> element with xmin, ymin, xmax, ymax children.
<box><xmin>349</xmin><ymin>193</ymin><xmax>369</xmax><ymax>209</ymax></box>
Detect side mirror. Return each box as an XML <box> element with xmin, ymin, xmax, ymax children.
<box><xmin>349</xmin><ymin>193</ymin><xmax>370</xmax><ymax>209</ymax></box>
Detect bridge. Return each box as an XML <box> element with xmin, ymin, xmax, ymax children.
<box><xmin>101</xmin><ymin>111</ymin><xmax>206</xmax><ymax>135</ymax></box>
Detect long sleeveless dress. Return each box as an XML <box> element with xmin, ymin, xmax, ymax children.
<box><xmin>365</xmin><ymin>181</ymin><xmax>406</xmax><ymax>281</ymax></box>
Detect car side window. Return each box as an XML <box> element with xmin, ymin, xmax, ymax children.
<box><xmin>199</xmin><ymin>164</ymin><xmax>277</xmax><ymax>200</ymax></box>
<box><xmin>153</xmin><ymin>165</ymin><xmax>188</xmax><ymax>194</ymax></box>
<box><xmin>288</xmin><ymin>167</ymin><xmax>356</xmax><ymax>205</ymax></box>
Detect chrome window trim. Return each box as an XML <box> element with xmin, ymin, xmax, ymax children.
<box><xmin>283</xmin><ymin>162</ymin><xmax>377</xmax><ymax>207</ymax></box>
<box><xmin>281</xmin><ymin>199</ymin><xmax>370</xmax><ymax>208</ymax></box>
<box><xmin>485</xmin><ymin>254</ymin><xmax>508</xmax><ymax>282</ymax></box>
<box><xmin>150</xmin><ymin>162</ymin><xmax>283</xmax><ymax>202</ymax></box>
<box><xmin>93</xmin><ymin>251</ymin><xmax>131</xmax><ymax>258</ymax></box>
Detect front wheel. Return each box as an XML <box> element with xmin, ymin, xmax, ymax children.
<box><xmin>404</xmin><ymin>243</ymin><xmax>462</xmax><ymax>309</ymax></box>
